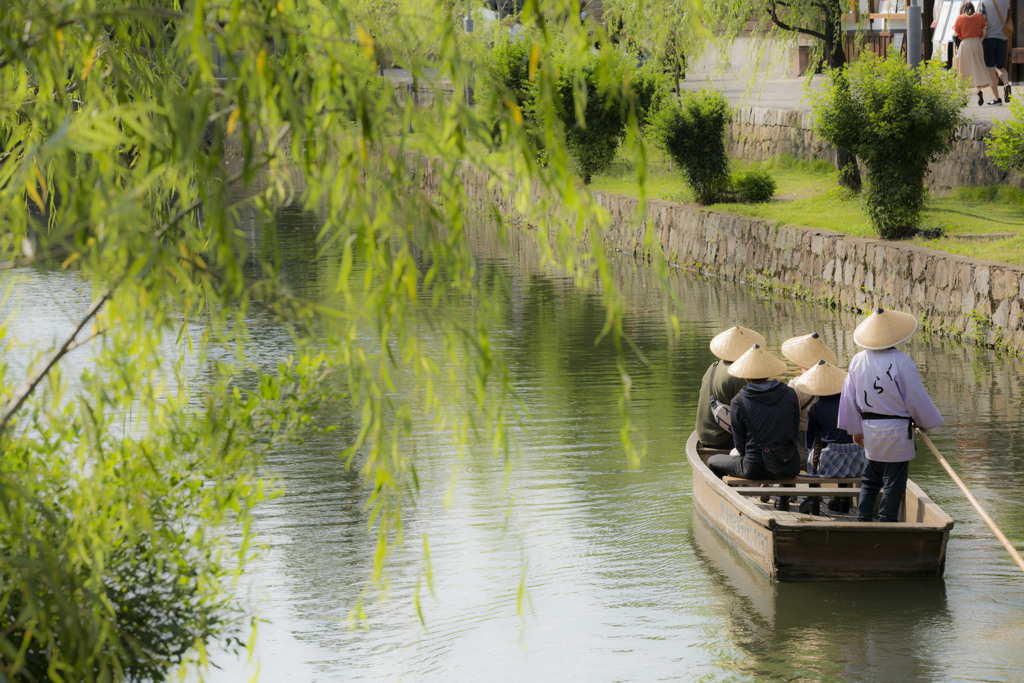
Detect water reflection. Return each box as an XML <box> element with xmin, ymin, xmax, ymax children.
<box><xmin>690</xmin><ymin>515</ymin><xmax>952</xmax><ymax>682</ymax></box>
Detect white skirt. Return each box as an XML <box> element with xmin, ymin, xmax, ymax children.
<box><xmin>956</xmin><ymin>37</ymin><xmax>990</xmax><ymax>89</ymax></box>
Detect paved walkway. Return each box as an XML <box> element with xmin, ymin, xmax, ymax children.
<box><xmin>385</xmin><ymin>66</ymin><xmax>1017</xmax><ymax>124</ymax></box>
<box><xmin>680</xmin><ymin>67</ymin><xmax>1016</xmax><ymax>124</ymax></box>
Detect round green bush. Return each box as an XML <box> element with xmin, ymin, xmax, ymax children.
<box><xmin>733</xmin><ymin>170</ymin><xmax>777</xmax><ymax>203</ymax></box>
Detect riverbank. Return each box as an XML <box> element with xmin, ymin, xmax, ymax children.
<box><xmin>410</xmin><ymin>150</ymin><xmax>1024</xmax><ymax>354</ymax></box>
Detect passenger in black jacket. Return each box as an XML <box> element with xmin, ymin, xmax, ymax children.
<box><xmin>707</xmin><ymin>345</ymin><xmax>801</xmax><ymax>485</ymax></box>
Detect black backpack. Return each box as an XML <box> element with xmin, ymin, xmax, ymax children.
<box><xmin>736</xmin><ymin>394</ymin><xmax>800</xmax><ymax>477</ymax></box>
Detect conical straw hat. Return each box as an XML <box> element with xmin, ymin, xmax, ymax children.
<box><xmin>853</xmin><ymin>308</ymin><xmax>918</xmax><ymax>350</ymax></box>
<box><xmin>709</xmin><ymin>326</ymin><xmax>767</xmax><ymax>362</ymax></box>
<box><xmin>727</xmin><ymin>344</ymin><xmax>788</xmax><ymax>380</ymax></box>
<box><xmin>791</xmin><ymin>360</ymin><xmax>849</xmax><ymax>397</ymax></box>
<box><xmin>781</xmin><ymin>332</ymin><xmax>838</xmax><ymax>369</ymax></box>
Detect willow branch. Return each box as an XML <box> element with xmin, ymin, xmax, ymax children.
<box><xmin>0</xmin><ymin>286</ymin><xmax>114</xmax><ymax>435</ymax></box>
<box><xmin>0</xmin><ymin>123</ymin><xmax>291</xmax><ymax>436</ymax></box>
<box><xmin>768</xmin><ymin>1</ymin><xmax>827</xmax><ymax>40</ymax></box>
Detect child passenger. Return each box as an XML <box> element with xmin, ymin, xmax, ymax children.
<box><xmin>838</xmin><ymin>308</ymin><xmax>943</xmax><ymax>523</ymax></box>
<box><xmin>792</xmin><ymin>360</ymin><xmax>866</xmax><ymax>515</ymax></box>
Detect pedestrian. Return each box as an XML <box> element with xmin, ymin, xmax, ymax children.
<box><xmin>980</xmin><ymin>0</ymin><xmax>1012</xmax><ymax>104</ymax></box>
<box><xmin>838</xmin><ymin>308</ymin><xmax>943</xmax><ymax>523</ymax></box>
<box><xmin>695</xmin><ymin>325</ymin><xmax>766</xmax><ymax>450</ymax></box>
<box><xmin>952</xmin><ymin>2</ymin><xmax>996</xmax><ymax>106</ymax></box>
<box><xmin>792</xmin><ymin>360</ymin><xmax>866</xmax><ymax>515</ymax></box>
<box><xmin>707</xmin><ymin>344</ymin><xmax>801</xmax><ymax>510</ymax></box>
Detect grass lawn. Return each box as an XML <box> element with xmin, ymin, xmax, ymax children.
<box><xmin>589</xmin><ymin>151</ymin><xmax>1024</xmax><ymax>266</ymax></box>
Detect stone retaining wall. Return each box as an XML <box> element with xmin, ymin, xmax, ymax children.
<box><xmin>729</xmin><ymin>106</ymin><xmax>1024</xmax><ymax>191</ymax></box>
<box><xmin>599</xmin><ymin>192</ymin><xmax>1024</xmax><ymax>349</ymax></box>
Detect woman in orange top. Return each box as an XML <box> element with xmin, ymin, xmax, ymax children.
<box><xmin>953</xmin><ymin>2</ymin><xmax>997</xmax><ymax>105</ymax></box>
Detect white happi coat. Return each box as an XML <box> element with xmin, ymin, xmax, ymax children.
<box><xmin>837</xmin><ymin>348</ymin><xmax>943</xmax><ymax>462</ymax></box>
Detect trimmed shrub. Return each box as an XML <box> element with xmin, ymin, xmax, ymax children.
<box><xmin>812</xmin><ymin>53</ymin><xmax>966</xmax><ymax>240</ymax></box>
<box><xmin>554</xmin><ymin>52</ymin><xmax>629</xmax><ymax>184</ymax></box>
<box><xmin>651</xmin><ymin>88</ymin><xmax>732</xmax><ymax>204</ymax></box>
<box><xmin>480</xmin><ymin>33</ymin><xmax>535</xmax><ymax>145</ymax></box>
<box><xmin>733</xmin><ymin>169</ymin><xmax>777</xmax><ymax>203</ymax></box>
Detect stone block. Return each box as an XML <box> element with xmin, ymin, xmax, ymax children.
<box><xmin>961</xmin><ymin>289</ymin><xmax>976</xmax><ymax>315</ymax></box>
<box><xmin>993</xmin><ymin>298</ymin><xmax>1010</xmax><ymax>328</ymax></box>
<box><xmin>974</xmin><ymin>266</ymin><xmax>990</xmax><ymax>297</ymax></box>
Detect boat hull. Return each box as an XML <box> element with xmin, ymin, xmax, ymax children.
<box><xmin>688</xmin><ymin>432</ymin><xmax>952</xmax><ymax>581</ymax></box>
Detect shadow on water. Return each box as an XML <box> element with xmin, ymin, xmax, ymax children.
<box><xmin>689</xmin><ymin>513</ymin><xmax>952</xmax><ymax>682</ymax></box>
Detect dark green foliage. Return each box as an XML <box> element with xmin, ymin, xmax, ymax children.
<box><xmin>987</xmin><ymin>100</ymin><xmax>1024</xmax><ymax>175</ymax></box>
<box><xmin>651</xmin><ymin>88</ymin><xmax>732</xmax><ymax>204</ymax></box>
<box><xmin>733</xmin><ymin>169</ymin><xmax>777</xmax><ymax>203</ymax></box>
<box><xmin>812</xmin><ymin>53</ymin><xmax>966</xmax><ymax>239</ymax></box>
<box><xmin>554</xmin><ymin>52</ymin><xmax>629</xmax><ymax>184</ymax></box>
<box><xmin>0</xmin><ymin>526</ymin><xmax>236</xmax><ymax>681</ymax></box>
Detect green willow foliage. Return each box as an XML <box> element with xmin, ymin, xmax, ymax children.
<box><xmin>0</xmin><ymin>0</ymin><xmax>650</xmax><ymax>678</ymax></box>
<box><xmin>601</xmin><ymin>0</ymin><xmax>704</xmax><ymax>98</ymax></box>
<box><xmin>812</xmin><ymin>53</ymin><xmax>966</xmax><ymax>240</ymax></box>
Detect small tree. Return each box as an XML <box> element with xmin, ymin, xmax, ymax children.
<box><xmin>651</xmin><ymin>88</ymin><xmax>732</xmax><ymax>204</ymax></box>
<box><xmin>987</xmin><ymin>99</ymin><xmax>1024</xmax><ymax>174</ymax></box>
<box><xmin>481</xmin><ymin>33</ymin><xmax>534</xmax><ymax>143</ymax></box>
<box><xmin>554</xmin><ymin>51</ymin><xmax>630</xmax><ymax>184</ymax></box>
<box><xmin>812</xmin><ymin>53</ymin><xmax>966</xmax><ymax>240</ymax></box>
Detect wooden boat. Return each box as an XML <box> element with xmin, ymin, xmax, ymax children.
<box><xmin>687</xmin><ymin>432</ymin><xmax>954</xmax><ymax>581</ymax></box>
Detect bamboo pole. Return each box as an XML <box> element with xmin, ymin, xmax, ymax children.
<box><xmin>917</xmin><ymin>429</ymin><xmax>1024</xmax><ymax>575</ymax></box>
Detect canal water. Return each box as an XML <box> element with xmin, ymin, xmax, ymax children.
<box><xmin>8</xmin><ymin>207</ymin><xmax>1024</xmax><ymax>681</ymax></box>
<box><xmin>205</xmin><ymin>211</ymin><xmax>1024</xmax><ymax>682</ymax></box>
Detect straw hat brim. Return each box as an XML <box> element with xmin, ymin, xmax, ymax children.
<box><xmin>727</xmin><ymin>345</ymin><xmax>788</xmax><ymax>380</ymax></box>
<box><xmin>853</xmin><ymin>309</ymin><xmax>918</xmax><ymax>350</ymax></box>
<box><xmin>781</xmin><ymin>333</ymin><xmax>838</xmax><ymax>368</ymax></box>
<box><xmin>791</xmin><ymin>361</ymin><xmax>849</xmax><ymax>396</ymax></box>
<box><xmin>710</xmin><ymin>326</ymin><xmax>767</xmax><ymax>362</ymax></box>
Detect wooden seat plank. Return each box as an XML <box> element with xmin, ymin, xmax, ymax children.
<box><xmin>733</xmin><ymin>486</ymin><xmax>860</xmax><ymax>497</ymax></box>
<box><xmin>723</xmin><ymin>475</ymin><xmax>861</xmax><ymax>487</ymax></box>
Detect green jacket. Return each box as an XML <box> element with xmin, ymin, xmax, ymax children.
<box><xmin>695</xmin><ymin>360</ymin><xmax>747</xmax><ymax>448</ymax></box>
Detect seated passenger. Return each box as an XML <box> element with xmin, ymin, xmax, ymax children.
<box><xmin>695</xmin><ymin>325</ymin><xmax>766</xmax><ymax>450</ymax></box>
<box><xmin>791</xmin><ymin>360</ymin><xmax>866</xmax><ymax>515</ymax></box>
<box><xmin>707</xmin><ymin>345</ymin><xmax>801</xmax><ymax>492</ymax></box>
<box><xmin>781</xmin><ymin>332</ymin><xmax>839</xmax><ymax>464</ymax></box>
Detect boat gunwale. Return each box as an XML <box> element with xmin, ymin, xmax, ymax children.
<box><xmin>686</xmin><ymin>432</ymin><xmax>954</xmax><ymax>533</ymax></box>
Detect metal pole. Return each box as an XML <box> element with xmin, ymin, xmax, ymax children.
<box><xmin>464</xmin><ymin>0</ymin><xmax>474</xmax><ymax>106</ymax></box>
<box><xmin>907</xmin><ymin>0</ymin><xmax>922</xmax><ymax>70</ymax></box>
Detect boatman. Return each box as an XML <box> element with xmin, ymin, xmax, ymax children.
<box><xmin>695</xmin><ymin>326</ymin><xmax>766</xmax><ymax>450</ymax></box>
<box><xmin>838</xmin><ymin>308</ymin><xmax>944</xmax><ymax>523</ymax></box>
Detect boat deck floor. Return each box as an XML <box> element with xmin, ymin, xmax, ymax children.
<box><xmin>751</xmin><ymin>498</ymin><xmax>860</xmax><ymax>523</ymax></box>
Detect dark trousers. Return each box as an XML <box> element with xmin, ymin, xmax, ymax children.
<box><xmin>857</xmin><ymin>459</ymin><xmax>909</xmax><ymax>522</ymax></box>
<box><xmin>707</xmin><ymin>454</ymin><xmax>769</xmax><ymax>480</ymax></box>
